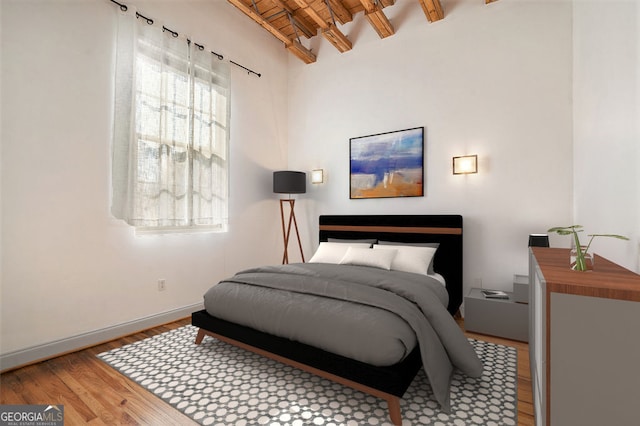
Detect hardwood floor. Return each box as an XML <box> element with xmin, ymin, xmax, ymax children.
<box><xmin>1</xmin><ymin>318</ymin><xmax>534</xmax><ymax>425</ymax></box>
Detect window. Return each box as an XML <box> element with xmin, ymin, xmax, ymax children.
<box><xmin>112</xmin><ymin>12</ymin><xmax>230</xmax><ymax>232</ymax></box>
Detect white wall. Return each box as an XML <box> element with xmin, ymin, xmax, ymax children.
<box><xmin>288</xmin><ymin>0</ymin><xmax>574</xmax><ymax>293</ymax></box>
<box><xmin>0</xmin><ymin>0</ymin><xmax>288</xmax><ymax>358</ymax></box>
<box><xmin>3</xmin><ymin>0</ymin><xmax>636</xmax><ymax>366</ymax></box>
<box><xmin>573</xmin><ymin>1</ymin><xmax>640</xmax><ymax>272</ymax></box>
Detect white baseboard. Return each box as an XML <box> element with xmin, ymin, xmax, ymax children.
<box><xmin>0</xmin><ymin>302</ymin><xmax>204</xmax><ymax>372</ymax></box>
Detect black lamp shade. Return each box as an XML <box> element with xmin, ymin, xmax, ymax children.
<box><xmin>273</xmin><ymin>171</ymin><xmax>306</xmax><ymax>194</ymax></box>
<box><xmin>528</xmin><ymin>234</ymin><xmax>550</xmax><ymax>247</ymax></box>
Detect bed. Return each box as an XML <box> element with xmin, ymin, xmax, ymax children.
<box><xmin>191</xmin><ymin>214</ymin><xmax>481</xmax><ymax>425</ymax></box>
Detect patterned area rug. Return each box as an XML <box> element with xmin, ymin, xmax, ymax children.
<box><xmin>98</xmin><ymin>326</ymin><xmax>517</xmax><ymax>426</ymax></box>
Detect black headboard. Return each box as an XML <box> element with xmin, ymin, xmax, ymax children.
<box><xmin>319</xmin><ymin>215</ymin><xmax>463</xmax><ymax>315</ymax></box>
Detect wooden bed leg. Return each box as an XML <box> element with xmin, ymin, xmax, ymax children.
<box><xmin>387</xmin><ymin>396</ymin><xmax>402</xmax><ymax>426</ymax></box>
<box><xmin>194</xmin><ymin>328</ymin><xmax>206</xmax><ymax>344</ymax></box>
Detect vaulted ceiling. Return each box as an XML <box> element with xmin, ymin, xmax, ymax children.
<box><xmin>227</xmin><ymin>0</ymin><xmax>499</xmax><ymax>63</ymax></box>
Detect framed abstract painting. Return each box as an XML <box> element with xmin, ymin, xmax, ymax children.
<box><xmin>349</xmin><ymin>127</ymin><xmax>424</xmax><ymax>199</ymax></box>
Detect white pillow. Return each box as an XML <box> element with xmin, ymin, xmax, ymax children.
<box><xmin>339</xmin><ymin>247</ymin><xmax>397</xmax><ymax>270</ymax></box>
<box><xmin>308</xmin><ymin>242</ymin><xmax>372</xmax><ymax>264</ymax></box>
<box><xmin>378</xmin><ymin>241</ymin><xmax>439</xmax><ymax>274</ymax></box>
<box><xmin>373</xmin><ymin>244</ymin><xmax>437</xmax><ymax>275</ymax></box>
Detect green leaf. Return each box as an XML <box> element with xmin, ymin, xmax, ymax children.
<box><xmin>548</xmin><ymin>225</ymin><xmax>583</xmax><ymax>235</ymax></box>
<box><xmin>549</xmin><ymin>225</ymin><xmax>630</xmax><ymax>251</ymax></box>
<box><xmin>587</xmin><ymin>234</ymin><xmax>630</xmax><ymax>240</ymax></box>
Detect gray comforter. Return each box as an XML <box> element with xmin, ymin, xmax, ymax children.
<box><xmin>203</xmin><ymin>263</ymin><xmax>483</xmax><ymax>411</ymax></box>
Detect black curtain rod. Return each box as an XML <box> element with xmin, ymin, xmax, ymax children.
<box><xmin>111</xmin><ymin>0</ymin><xmax>127</xmax><ymax>12</ymax></box>
<box><xmin>230</xmin><ymin>61</ymin><xmax>261</xmax><ymax>78</ymax></box>
<box><xmin>109</xmin><ymin>0</ymin><xmax>261</xmax><ymax>77</ymax></box>
<box><xmin>136</xmin><ymin>11</ymin><xmax>153</xmax><ymax>25</ymax></box>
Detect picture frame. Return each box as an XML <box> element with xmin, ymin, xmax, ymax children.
<box><xmin>349</xmin><ymin>127</ymin><xmax>424</xmax><ymax>199</ymax></box>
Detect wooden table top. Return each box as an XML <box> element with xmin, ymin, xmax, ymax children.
<box><xmin>531</xmin><ymin>247</ymin><xmax>640</xmax><ymax>302</ymax></box>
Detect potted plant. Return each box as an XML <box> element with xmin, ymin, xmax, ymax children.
<box><xmin>547</xmin><ymin>225</ymin><xmax>629</xmax><ymax>271</ymax></box>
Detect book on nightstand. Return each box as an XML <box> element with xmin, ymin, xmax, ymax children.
<box><xmin>481</xmin><ymin>290</ymin><xmax>510</xmax><ymax>299</ymax></box>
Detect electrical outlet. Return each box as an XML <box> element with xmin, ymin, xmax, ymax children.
<box><xmin>158</xmin><ymin>279</ymin><xmax>166</xmax><ymax>291</ymax></box>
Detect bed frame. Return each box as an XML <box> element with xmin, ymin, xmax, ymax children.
<box><xmin>192</xmin><ymin>214</ymin><xmax>463</xmax><ymax>425</ymax></box>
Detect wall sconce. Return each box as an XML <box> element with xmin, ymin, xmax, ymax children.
<box><xmin>452</xmin><ymin>155</ymin><xmax>478</xmax><ymax>175</ymax></box>
<box><xmin>311</xmin><ymin>169</ymin><xmax>324</xmax><ymax>184</ymax></box>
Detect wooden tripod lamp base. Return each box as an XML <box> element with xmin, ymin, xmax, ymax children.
<box><xmin>273</xmin><ymin>170</ymin><xmax>307</xmax><ymax>264</ymax></box>
<box><xmin>279</xmin><ymin>199</ymin><xmax>304</xmax><ymax>264</ymax></box>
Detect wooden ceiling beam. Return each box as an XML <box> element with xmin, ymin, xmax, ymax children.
<box><xmin>326</xmin><ymin>0</ymin><xmax>353</xmax><ymax>25</ymax></box>
<box><xmin>365</xmin><ymin>9</ymin><xmax>394</xmax><ymax>38</ymax></box>
<box><xmin>358</xmin><ymin>0</ymin><xmax>375</xmax><ymax>14</ymax></box>
<box><xmin>291</xmin><ymin>0</ymin><xmax>329</xmax><ymax>29</ymax></box>
<box><xmin>359</xmin><ymin>0</ymin><xmax>395</xmax><ymax>38</ymax></box>
<box><xmin>292</xmin><ymin>0</ymin><xmax>353</xmax><ymax>52</ymax></box>
<box><xmin>289</xmin><ymin>17</ymin><xmax>316</xmax><ymax>39</ymax></box>
<box><xmin>322</xmin><ymin>24</ymin><xmax>353</xmax><ymax>52</ymax></box>
<box><xmin>227</xmin><ymin>0</ymin><xmax>291</xmax><ymax>44</ymax></box>
<box><xmin>227</xmin><ymin>0</ymin><xmax>316</xmax><ymax>63</ymax></box>
<box><xmin>268</xmin><ymin>0</ymin><xmax>316</xmax><ymax>38</ymax></box>
<box><xmin>418</xmin><ymin>0</ymin><xmax>444</xmax><ymax>23</ymax></box>
<box><xmin>230</xmin><ymin>0</ymin><xmax>494</xmax><ymax>64</ymax></box>
<box><xmin>287</xmin><ymin>40</ymin><xmax>317</xmax><ymax>63</ymax></box>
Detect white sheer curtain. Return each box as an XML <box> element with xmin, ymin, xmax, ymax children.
<box><xmin>112</xmin><ymin>9</ymin><xmax>230</xmax><ymax>231</ymax></box>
